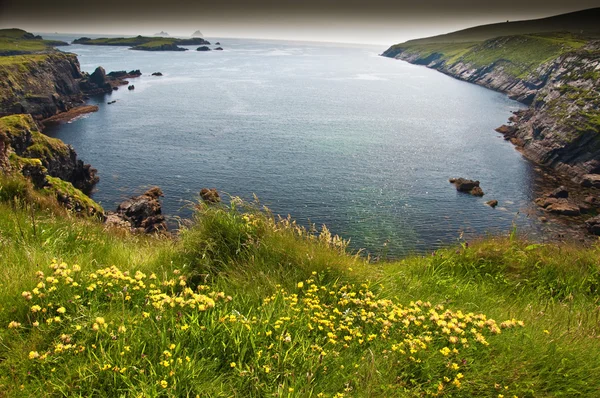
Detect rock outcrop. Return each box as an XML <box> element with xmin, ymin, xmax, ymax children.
<box><xmin>449</xmin><ymin>178</ymin><xmax>485</xmax><ymax>196</ymax></box>
<box><xmin>110</xmin><ymin>187</ymin><xmax>167</xmax><ymax>233</ymax></box>
<box><xmin>197</xmin><ymin>46</ymin><xmax>211</xmax><ymax>52</ymax></box>
<box><xmin>0</xmin><ymin>114</ymin><xmax>98</xmax><ymax>193</ymax></box>
<box><xmin>200</xmin><ymin>188</ymin><xmax>220</xmax><ymax>203</ymax></box>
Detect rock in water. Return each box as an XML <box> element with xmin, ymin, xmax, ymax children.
<box><xmin>89</xmin><ymin>66</ymin><xmax>107</xmax><ymax>86</ymax></box>
<box><xmin>113</xmin><ymin>187</ymin><xmax>167</xmax><ymax>233</ymax></box>
<box><xmin>197</xmin><ymin>46</ymin><xmax>211</xmax><ymax>51</ymax></box>
<box><xmin>200</xmin><ymin>188</ymin><xmax>220</xmax><ymax>203</ymax></box>
<box><xmin>128</xmin><ymin>85</ymin><xmax>135</xmax><ymax>90</ymax></box>
<box><xmin>449</xmin><ymin>178</ymin><xmax>485</xmax><ymax>196</ymax></box>
<box><xmin>214</xmin><ymin>47</ymin><xmax>224</xmax><ymax>51</ymax></box>
<box><xmin>152</xmin><ymin>72</ymin><xmax>163</xmax><ymax>76</ymax></box>
<box><xmin>486</xmin><ymin>200</ymin><xmax>498</xmax><ymax>208</ymax></box>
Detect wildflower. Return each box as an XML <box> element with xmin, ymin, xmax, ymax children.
<box><xmin>8</xmin><ymin>321</ymin><xmax>21</xmax><ymax>329</ymax></box>
<box><xmin>57</xmin><ymin>307</ymin><xmax>66</xmax><ymax>314</ymax></box>
<box><xmin>95</xmin><ymin>317</ymin><xmax>105</xmax><ymax>325</ymax></box>
<box><xmin>29</xmin><ymin>351</ymin><xmax>40</xmax><ymax>359</ymax></box>
<box><xmin>264</xmin><ymin>366</ymin><xmax>271</xmax><ymax>373</ymax></box>
<box><xmin>169</xmin><ymin>344</ymin><xmax>176</xmax><ymax>350</ymax></box>
<box><xmin>22</xmin><ymin>291</ymin><xmax>32</xmax><ymax>300</ymax></box>
<box><xmin>31</xmin><ymin>305</ymin><xmax>41</xmax><ymax>313</ymax></box>
<box><xmin>160</xmin><ymin>380</ymin><xmax>168</xmax><ymax>388</ymax></box>
<box><xmin>32</xmin><ymin>321</ymin><xmax>39</xmax><ymax>327</ymax></box>
<box><xmin>289</xmin><ymin>388</ymin><xmax>294</xmax><ymax>393</ymax></box>
<box><xmin>297</xmin><ymin>282</ymin><xmax>304</xmax><ymax>289</ymax></box>
<box><xmin>118</xmin><ymin>325</ymin><xmax>127</xmax><ymax>333</ymax></box>
<box><xmin>92</xmin><ymin>323</ymin><xmax>100</xmax><ymax>331</ymax></box>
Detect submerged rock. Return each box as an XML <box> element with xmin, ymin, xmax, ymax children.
<box><xmin>200</xmin><ymin>188</ymin><xmax>220</xmax><ymax>203</ymax></box>
<box><xmin>113</xmin><ymin>187</ymin><xmax>167</xmax><ymax>233</ymax></box>
<box><xmin>449</xmin><ymin>178</ymin><xmax>485</xmax><ymax>196</ymax></box>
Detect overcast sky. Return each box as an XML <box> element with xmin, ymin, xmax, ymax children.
<box><xmin>1</xmin><ymin>0</ymin><xmax>599</xmax><ymax>44</ymax></box>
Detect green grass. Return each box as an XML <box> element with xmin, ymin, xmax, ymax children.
<box><xmin>0</xmin><ymin>191</ymin><xmax>599</xmax><ymax>397</ymax></box>
<box><xmin>0</xmin><ymin>29</ymin><xmax>67</xmax><ymax>54</ymax></box>
<box><xmin>389</xmin><ymin>33</ymin><xmax>587</xmax><ymax>79</ymax></box>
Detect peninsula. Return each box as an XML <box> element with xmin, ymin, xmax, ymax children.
<box><xmin>73</xmin><ymin>35</ymin><xmax>210</xmax><ymax>51</ymax></box>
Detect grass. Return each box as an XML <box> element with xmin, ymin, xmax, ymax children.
<box><xmin>388</xmin><ymin>33</ymin><xmax>587</xmax><ymax>79</ymax></box>
<box><xmin>0</xmin><ymin>29</ymin><xmax>67</xmax><ymax>55</ymax></box>
<box><xmin>0</xmin><ymin>189</ymin><xmax>599</xmax><ymax>397</ymax></box>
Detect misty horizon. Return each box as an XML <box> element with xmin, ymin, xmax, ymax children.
<box><xmin>2</xmin><ymin>1</ymin><xmax>600</xmax><ymax>44</ymax></box>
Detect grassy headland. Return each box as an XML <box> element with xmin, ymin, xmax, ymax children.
<box><xmin>0</xmin><ymin>29</ymin><xmax>68</xmax><ymax>56</ymax></box>
<box><xmin>0</xmin><ymin>173</ymin><xmax>599</xmax><ymax>396</ymax></box>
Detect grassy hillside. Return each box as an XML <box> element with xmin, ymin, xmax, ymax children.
<box><xmin>404</xmin><ymin>7</ymin><xmax>600</xmax><ymax>45</ymax></box>
<box><xmin>385</xmin><ymin>32</ymin><xmax>588</xmax><ymax>79</ymax></box>
<box><xmin>0</xmin><ymin>29</ymin><xmax>68</xmax><ymax>55</ymax></box>
<box><xmin>0</xmin><ymin>180</ymin><xmax>599</xmax><ymax>397</ymax></box>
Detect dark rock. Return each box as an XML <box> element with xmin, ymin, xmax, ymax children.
<box><xmin>89</xmin><ymin>67</ymin><xmax>107</xmax><ymax>87</ymax></box>
<box><xmin>548</xmin><ymin>186</ymin><xmax>569</xmax><ymax>199</ymax></box>
<box><xmin>21</xmin><ymin>161</ymin><xmax>48</xmax><ymax>189</ymax></box>
<box><xmin>215</xmin><ymin>42</ymin><xmax>221</xmax><ymax>45</ymax></box>
<box><xmin>200</xmin><ymin>188</ymin><xmax>220</xmax><ymax>203</ymax></box>
<box><xmin>128</xmin><ymin>85</ymin><xmax>135</xmax><ymax>90</ymax></box>
<box><xmin>585</xmin><ymin>215</ymin><xmax>600</xmax><ymax>235</ymax></box>
<box><xmin>579</xmin><ymin>203</ymin><xmax>594</xmax><ymax>214</ymax></box>
<box><xmin>581</xmin><ymin>174</ymin><xmax>600</xmax><ymax>188</ymax></box>
<box><xmin>114</xmin><ymin>187</ymin><xmax>167</xmax><ymax>233</ymax></box>
<box><xmin>197</xmin><ymin>46</ymin><xmax>211</xmax><ymax>51</ymax></box>
<box><xmin>486</xmin><ymin>199</ymin><xmax>498</xmax><ymax>208</ymax></box>
<box><xmin>450</xmin><ymin>178</ymin><xmax>484</xmax><ymax>196</ymax></box>
<box><xmin>107</xmin><ymin>100</ymin><xmax>116</xmax><ymax>105</ymax></box>
<box><xmin>214</xmin><ymin>47</ymin><xmax>224</xmax><ymax>51</ymax></box>
<box><xmin>152</xmin><ymin>72</ymin><xmax>163</xmax><ymax>76</ymax></box>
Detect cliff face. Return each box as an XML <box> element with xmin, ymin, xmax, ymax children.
<box><xmin>382</xmin><ymin>35</ymin><xmax>600</xmax><ymax>182</ymax></box>
<box><xmin>0</xmin><ymin>114</ymin><xmax>98</xmax><ymax>193</ymax></box>
<box><xmin>0</xmin><ymin>52</ymin><xmax>85</xmax><ymax>119</ymax></box>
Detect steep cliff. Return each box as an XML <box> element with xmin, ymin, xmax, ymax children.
<box><xmin>382</xmin><ymin>33</ymin><xmax>600</xmax><ymax>182</ymax></box>
<box><xmin>0</xmin><ymin>114</ymin><xmax>98</xmax><ymax>193</ymax></box>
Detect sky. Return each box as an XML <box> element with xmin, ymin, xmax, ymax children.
<box><xmin>1</xmin><ymin>0</ymin><xmax>600</xmax><ymax>44</ymax></box>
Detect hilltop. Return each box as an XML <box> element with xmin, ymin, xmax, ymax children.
<box><xmin>0</xmin><ymin>28</ymin><xmax>68</xmax><ymax>56</ymax></box>
<box><xmin>402</xmin><ymin>7</ymin><xmax>600</xmax><ymax>45</ymax></box>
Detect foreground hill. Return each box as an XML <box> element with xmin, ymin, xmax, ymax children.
<box><xmin>0</xmin><ymin>28</ymin><xmax>68</xmax><ymax>56</ymax></box>
<box><xmin>382</xmin><ymin>9</ymin><xmax>600</xmax><ymax>185</ymax></box>
<box><xmin>0</xmin><ymin>168</ymin><xmax>599</xmax><ymax>396</ymax></box>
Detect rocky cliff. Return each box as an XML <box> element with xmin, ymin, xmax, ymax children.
<box><xmin>382</xmin><ymin>34</ymin><xmax>600</xmax><ymax>183</ymax></box>
<box><xmin>0</xmin><ymin>52</ymin><xmax>85</xmax><ymax>119</ymax></box>
<box><xmin>0</xmin><ymin>114</ymin><xmax>98</xmax><ymax>193</ymax></box>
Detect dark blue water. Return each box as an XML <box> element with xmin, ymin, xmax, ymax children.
<box><xmin>43</xmin><ymin>35</ymin><xmax>541</xmax><ymax>256</ymax></box>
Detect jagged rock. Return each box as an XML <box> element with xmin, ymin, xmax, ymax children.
<box><xmin>581</xmin><ymin>174</ymin><xmax>600</xmax><ymax>188</ymax></box>
<box><xmin>449</xmin><ymin>178</ymin><xmax>485</xmax><ymax>196</ymax></box>
<box><xmin>486</xmin><ymin>199</ymin><xmax>498</xmax><ymax>208</ymax></box>
<box><xmin>200</xmin><ymin>188</ymin><xmax>220</xmax><ymax>203</ymax></box>
<box><xmin>545</xmin><ymin>199</ymin><xmax>581</xmax><ymax>216</ymax></box>
<box><xmin>534</xmin><ymin>197</ymin><xmax>558</xmax><ymax>208</ymax></box>
<box><xmin>549</xmin><ymin>186</ymin><xmax>569</xmax><ymax>199</ymax></box>
<box><xmin>128</xmin><ymin>85</ymin><xmax>135</xmax><ymax>90</ymax></box>
<box><xmin>584</xmin><ymin>195</ymin><xmax>599</xmax><ymax>205</ymax></box>
<box><xmin>585</xmin><ymin>215</ymin><xmax>600</xmax><ymax>235</ymax></box>
<box><xmin>152</xmin><ymin>72</ymin><xmax>163</xmax><ymax>76</ymax></box>
<box><xmin>114</xmin><ymin>187</ymin><xmax>167</xmax><ymax>233</ymax></box>
<box><xmin>197</xmin><ymin>46</ymin><xmax>211</xmax><ymax>51</ymax></box>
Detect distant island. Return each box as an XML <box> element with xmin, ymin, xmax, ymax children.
<box><xmin>154</xmin><ymin>31</ymin><xmax>169</xmax><ymax>37</ymax></box>
<box><xmin>192</xmin><ymin>30</ymin><xmax>203</xmax><ymax>37</ymax></box>
<box><xmin>73</xmin><ymin>35</ymin><xmax>210</xmax><ymax>51</ymax></box>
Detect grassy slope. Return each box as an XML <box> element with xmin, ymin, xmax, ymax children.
<box><xmin>0</xmin><ymin>189</ymin><xmax>599</xmax><ymax>397</ymax></box>
<box><xmin>389</xmin><ymin>33</ymin><xmax>587</xmax><ymax>79</ymax></box>
<box><xmin>0</xmin><ymin>29</ymin><xmax>67</xmax><ymax>54</ymax></box>
<box><xmin>401</xmin><ymin>7</ymin><xmax>600</xmax><ymax>45</ymax></box>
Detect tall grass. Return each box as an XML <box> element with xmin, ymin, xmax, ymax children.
<box><xmin>0</xmin><ymin>196</ymin><xmax>599</xmax><ymax>397</ymax></box>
